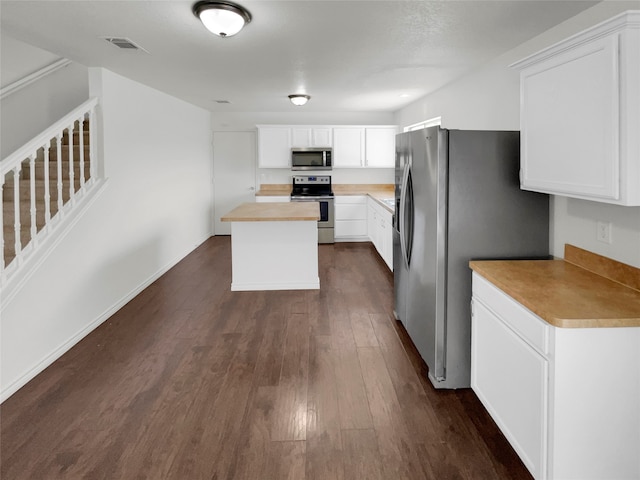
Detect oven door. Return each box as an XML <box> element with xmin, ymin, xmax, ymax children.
<box><xmin>290</xmin><ymin>196</ymin><xmax>335</xmax><ymax>243</ymax></box>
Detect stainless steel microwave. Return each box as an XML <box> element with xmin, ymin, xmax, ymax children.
<box><xmin>291</xmin><ymin>148</ymin><xmax>332</xmax><ymax>171</ymax></box>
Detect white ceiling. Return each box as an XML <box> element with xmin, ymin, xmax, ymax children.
<box><xmin>0</xmin><ymin>0</ymin><xmax>599</xmax><ymax>113</ymax></box>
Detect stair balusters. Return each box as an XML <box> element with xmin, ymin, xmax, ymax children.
<box><xmin>0</xmin><ymin>175</ymin><xmax>4</xmax><ymax>274</ymax></box>
<box><xmin>78</xmin><ymin>117</ymin><xmax>85</xmax><ymax>191</ymax></box>
<box><xmin>0</xmin><ymin>97</ymin><xmax>99</xmax><ymax>286</ymax></box>
<box><xmin>29</xmin><ymin>154</ymin><xmax>37</xmax><ymax>245</ymax></box>
<box><xmin>56</xmin><ymin>133</ymin><xmax>63</xmax><ymax>213</ymax></box>
<box><xmin>43</xmin><ymin>142</ymin><xmax>51</xmax><ymax>224</ymax></box>
<box><xmin>12</xmin><ymin>165</ymin><xmax>21</xmax><ymax>264</ymax></box>
<box><xmin>67</xmin><ymin>122</ymin><xmax>75</xmax><ymax>204</ymax></box>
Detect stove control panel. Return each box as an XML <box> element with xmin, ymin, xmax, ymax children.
<box><xmin>292</xmin><ymin>175</ymin><xmax>331</xmax><ymax>185</ymax></box>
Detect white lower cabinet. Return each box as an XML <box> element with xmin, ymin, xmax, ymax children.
<box><xmin>334</xmin><ymin>195</ymin><xmax>368</xmax><ymax>240</ymax></box>
<box><xmin>379</xmin><ymin>208</ymin><xmax>392</xmax><ymax>270</ymax></box>
<box><xmin>471</xmin><ymin>272</ymin><xmax>640</xmax><ymax>480</ymax></box>
<box><xmin>367</xmin><ymin>197</ymin><xmax>393</xmax><ymax>270</ymax></box>
<box><xmin>472</xmin><ymin>298</ymin><xmax>548</xmax><ymax>478</ymax></box>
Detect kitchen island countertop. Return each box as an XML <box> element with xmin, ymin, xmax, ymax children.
<box><xmin>221</xmin><ymin>202</ymin><xmax>320</xmax><ymax>222</ymax></box>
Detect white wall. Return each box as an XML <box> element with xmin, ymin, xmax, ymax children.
<box><xmin>394</xmin><ymin>1</ymin><xmax>640</xmax><ymax>267</ymax></box>
<box><xmin>1</xmin><ymin>68</ymin><xmax>213</xmax><ymax>400</ymax></box>
<box><xmin>0</xmin><ymin>34</ymin><xmax>89</xmax><ymax>158</ymax></box>
<box><xmin>0</xmin><ymin>34</ymin><xmax>60</xmax><ymax>86</ymax></box>
<box><xmin>212</xmin><ymin>111</ymin><xmax>396</xmax><ymax>187</ymax></box>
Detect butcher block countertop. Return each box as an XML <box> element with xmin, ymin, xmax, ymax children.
<box><xmin>256</xmin><ymin>184</ymin><xmax>395</xmax><ymax>212</ymax></box>
<box><xmin>221</xmin><ymin>202</ymin><xmax>320</xmax><ymax>222</ymax></box>
<box><xmin>332</xmin><ymin>184</ymin><xmax>394</xmax><ymax>198</ymax></box>
<box><xmin>470</xmin><ymin>245</ymin><xmax>640</xmax><ymax>329</ymax></box>
<box><xmin>254</xmin><ymin>184</ymin><xmax>291</xmax><ymax>196</ymax></box>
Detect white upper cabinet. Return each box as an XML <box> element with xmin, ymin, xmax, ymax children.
<box><xmin>333</xmin><ymin>126</ymin><xmax>397</xmax><ymax>168</ymax></box>
<box><xmin>258</xmin><ymin>124</ymin><xmax>398</xmax><ymax>169</ymax></box>
<box><xmin>333</xmin><ymin>127</ymin><xmax>364</xmax><ymax>167</ymax></box>
<box><xmin>512</xmin><ymin>11</ymin><xmax>640</xmax><ymax>205</ymax></box>
<box><xmin>291</xmin><ymin>127</ymin><xmax>333</xmax><ymax>148</ymax></box>
<box><xmin>257</xmin><ymin>126</ymin><xmax>291</xmax><ymax>168</ymax></box>
<box><xmin>365</xmin><ymin>127</ymin><xmax>397</xmax><ymax>168</ymax></box>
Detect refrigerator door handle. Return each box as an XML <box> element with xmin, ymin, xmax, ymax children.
<box><xmin>399</xmin><ymin>162</ymin><xmax>411</xmax><ymax>267</ymax></box>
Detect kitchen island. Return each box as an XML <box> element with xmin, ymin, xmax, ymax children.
<box><xmin>220</xmin><ymin>202</ymin><xmax>320</xmax><ymax>291</ymax></box>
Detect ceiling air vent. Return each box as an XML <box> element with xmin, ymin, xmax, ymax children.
<box><xmin>102</xmin><ymin>37</ymin><xmax>148</xmax><ymax>52</ymax></box>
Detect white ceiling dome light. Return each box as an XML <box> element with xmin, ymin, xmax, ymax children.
<box><xmin>193</xmin><ymin>1</ymin><xmax>252</xmax><ymax>38</ymax></box>
<box><xmin>289</xmin><ymin>94</ymin><xmax>310</xmax><ymax>106</ymax></box>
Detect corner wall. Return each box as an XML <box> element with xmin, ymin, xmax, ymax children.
<box><xmin>394</xmin><ymin>1</ymin><xmax>640</xmax><ymax>267</ymax></box>
<box><xmin>1</xmin><ymin>68</ymin><xmax>213</xmax><ymax>401</ymax></box>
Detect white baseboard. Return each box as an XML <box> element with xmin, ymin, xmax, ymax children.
<box><xmin>231</xmin><ymin>278</ymin><xmax>320</xmax><ymax>291</ymax></box>
<box><xmin>334</xmin><ymin>237</ymin><xmax>369</xmax><ymax>242</ymax></box>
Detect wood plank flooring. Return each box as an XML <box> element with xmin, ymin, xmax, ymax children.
<box><xmin>1</xmin><ymin>237</ymin><xmax>532</xmax><ymax>479</ymax></box>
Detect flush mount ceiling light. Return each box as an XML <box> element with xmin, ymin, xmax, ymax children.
<box><xmin>193</xmin><ymin>1</ymin><xmax>252</xmax><ymax>38</ymax></box>
<box><xmin>289</xmin><ymin>94</ymin><xmax>310</xmax><ymax>106</ymax></box>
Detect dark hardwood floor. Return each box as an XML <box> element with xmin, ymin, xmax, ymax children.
<box><xmin>1</xmin><ymin>237</ymin><xmax>531</xmax><ymax>479</ymax></box>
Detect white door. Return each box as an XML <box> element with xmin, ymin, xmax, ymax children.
<box><xmin>213</xmin><ymin>131</ymin><xmax>256</xmax><ymax>235</ymax></box>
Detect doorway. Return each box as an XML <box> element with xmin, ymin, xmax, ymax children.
<box><xmin>213</xmin><ymin>131</ymin><xmax>256</xmax><ymax>235</ymax></box>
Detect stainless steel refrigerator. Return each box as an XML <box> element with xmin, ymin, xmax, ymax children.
<box><xmin>393</xmin><ymin>126</ymin><xmax>549</xmax><ymax>389</ymax></box>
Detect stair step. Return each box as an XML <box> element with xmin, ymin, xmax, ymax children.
<box><xmin>35</xmin><ymin>149</ymin><xmax>91</xmax><ymax>163</ymax></box>
<box><xmin>3</xmin><ymin>180</ymin><xmax>78</xmax><ymax>200</ymax></box>
<box><xmin>19</xmin><ymin>162</ymin><xmax>89</xmax><ymax>181</ymax></box>
<box><xmin>4</xmin><ymin>202</ymin><xmax>71</xmax><ymax>226</ymax></box>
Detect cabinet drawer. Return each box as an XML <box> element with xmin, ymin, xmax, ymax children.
<box><xmin>335</xmin><ymin>203</ymin><xmax>367</xmax><ymax>220</ymax></box>
<box><xmin>472</xmin><ymin>273</ymin><xmax>549</xmax><ymax>355</ymax></box>
<box><xmin>335</xmin><ymin>219</ymin><xmax>367</xmax><ymax>238</ymax></box>
<box><xmin>335</xmin><ymin>195</ymin><xmax>367</xmax><ymax>205</ymax></box>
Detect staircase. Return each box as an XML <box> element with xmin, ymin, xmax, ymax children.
<box><xmin>1</xmin><ymin>97</ymin><xmax>99</xmax><ymax>289</ymax></box>
<box><xmin>3</xmin><ymin>122</ymin><xmax>90</xmax><ymax>267</ymax></box>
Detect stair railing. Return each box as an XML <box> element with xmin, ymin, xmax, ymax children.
<box><xmin>1</xmin><ymin>97</ymin><xmax>99</xmax><ymax>286</ymax></box>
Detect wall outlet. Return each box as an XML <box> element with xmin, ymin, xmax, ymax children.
<box><xmin>596</xmin><ymin>221</ymin><xmax>612</xmax><ymax>244</ymax></box>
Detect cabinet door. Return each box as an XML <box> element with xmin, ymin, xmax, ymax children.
<box><xmin>333</xmin><ymin>128</ymin><xmax>364</xmax><ymax>167</ymax></box>
<box><xmin>520</xmin><ymin>35</ymin><xmax>619</xmax><ymax>201</ymax></box>
<box><xmin>335</xmin><ymin>195</ymin><xmax>368</xmax><ymax>240</ymax></box>
<box><xmin>381</xmin><ymin>209</ymin><xmax>393</xmax><ymax>270</ymax></box>
<box><xmin>335</xmin><ymin>220</ymin><xmax>368</xmax><ymax>238</ymax></box>
<box><xmin>472</xmin><ymin>299</ymin><xmax>547</xmax><ymax>479</ymax></box>
<box><xmin>367</xmin><ymin>203</ymin><xmax>377</xmax><ymax>243</ymax></box>
<box><xmin>312</xmin><ymin>128</ymin><xmax>332</xmax><ymax>147</ymax></box>
<box><xmin>291</xmin><ymin>127</ymin><xmax>332</xmax><ymax>147</ymax></box>
<box><xmin>291</xmin><ymin>128</ymin><xmax>311</xmax><ymax>147</ymax></box>
<box><xmin>258</xmin><ymin>127</ymin><xmax>291</xmax><ymax>168</ymax></box>
<box><xmin>365</xmin><ymin>127</ymin><xmax>396</xmax><ymax>168</ymax></box>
